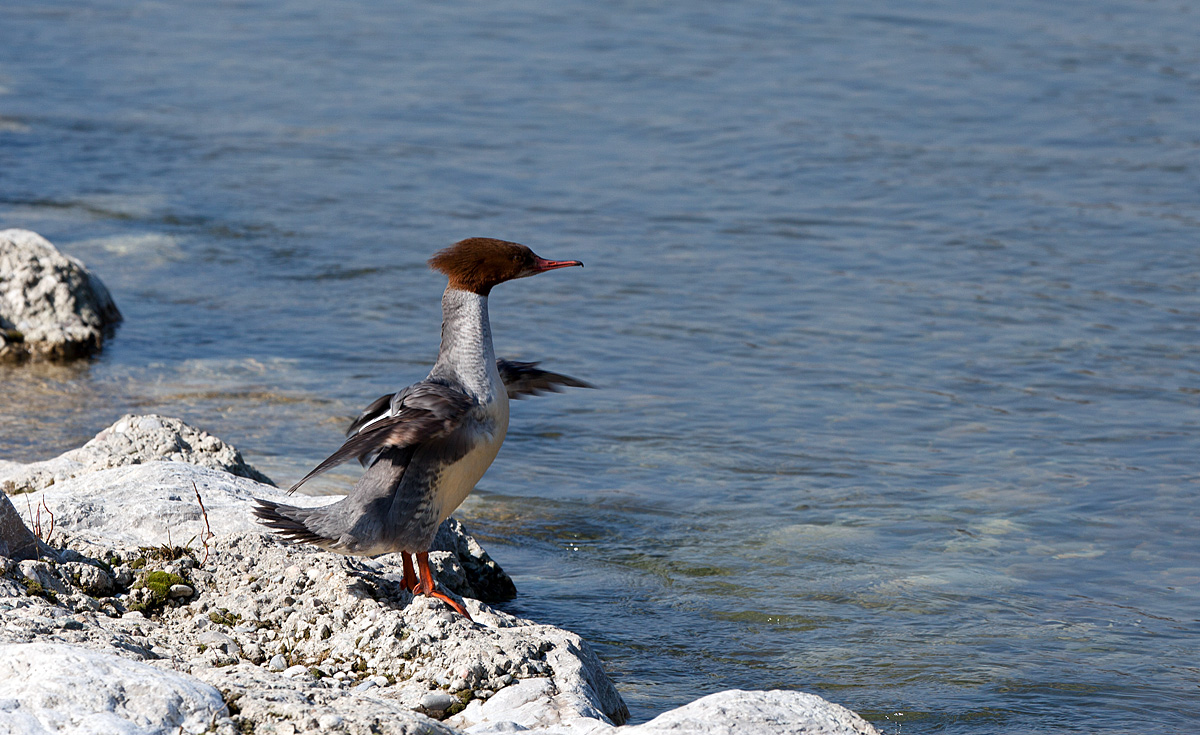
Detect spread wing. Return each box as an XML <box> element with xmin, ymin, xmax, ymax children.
<box><xmin>496</xmin><ymin>359</ymin><xmax>594</xmax><ymax>399</ymax></box>
<box><xmin>347</xmin><ymin>359</ymin><xmax>591</xmax><ymax>440</ymax></box>
<box><xmin>288</xmin><ymin>381</ymin><xmax>474</xmax><ymax>494</ymax></box>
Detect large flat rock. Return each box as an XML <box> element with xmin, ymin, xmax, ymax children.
<box><xmin>23</xmin><ymin>461</ymin><xmax>293</xmax><ymax>547</ymax></box>
<box><xmin>0</xmin><ymin>642</ymin><xmax>227</xmax><ymax>735</ymax></box>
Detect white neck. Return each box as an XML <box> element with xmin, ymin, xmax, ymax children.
<box><xmin>429</xmin><ymin>287</ymin><xmax>500</xmax><ymax>401</ymax></box>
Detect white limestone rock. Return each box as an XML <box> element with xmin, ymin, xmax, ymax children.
<box><xmin>15</xmin><ymin>462</ymin><xmax>284</xmax><ymax>548</ymax></box>
<box><xmin>171</xmin><ymin>531</ymin><xmax>629</xmax><ymax>728</ymax></box>
<box><xmin>0</xmin><ymin>228</ymin><xmax>121</xmax><ymax>363</ymax></box>
<box><xmin>0</xmin><ymin>413</ymin><xmax>274</xmax><ymax>494</ymax></box>
<box><xmin>0</xmin><ymin>525</ymin><xmax>629</xmax><ymax>733</ymax></box>
<box><xmin>0</xmin><ymin>642</ymin><xmax>228</xmax><ymax>734</ymax></box>
<box><xmin>449</xmin><ymin>676</ymin><xmax>619</xmax><ymax>734</ymax></box>
<box><xmin>621</xmin><ymin>689</ymin><xmax>880</xmax><ymax>735</ymax></box>
<box><xmin>187</xmin><ymin>662</ymin><xmax>459</xmax><ymax>735</ymax></box>
<box><xmin>453</xmin><ymin>688</ymin><xmax>880</xmax><ymax>735</ymax></box>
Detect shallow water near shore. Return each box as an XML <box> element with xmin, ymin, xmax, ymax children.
<box><xmin>2</xmin><ymin>1</ymin><xmax>1199</xmax><ymax>732</ymax></box>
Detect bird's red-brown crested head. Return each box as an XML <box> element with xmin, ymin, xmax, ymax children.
<box><xmin>428</xmin><ymin>238</ymin><xmax>583</xmax><ymax>295</ymax></box>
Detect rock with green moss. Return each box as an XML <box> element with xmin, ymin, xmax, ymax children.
<box><xmin>128</xmin><ymin>569</ymin><xmax>188</xmax><ymax>614</ymax></box>
<box><xmin>17</xmin><ymin>560</ymin><xmax>68</xmax><ymax>602</ymax></box>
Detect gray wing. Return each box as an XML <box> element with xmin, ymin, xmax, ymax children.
<box><xmin>346</xmin><ymin>392</ymin><xmax>395</xmax><ymax>438</ymax></box>
<box><xmin>287</xmin><ymin>381</ymin><xmax>474</xmax><ymax>494</ymax></box>
<box><xmin>347</xmin><ymin>360</ymin><xmax>591</xmax><ymax>438</ymax></box>
<box><xmin>496</xmin><ymin>359</ymin><xmax>594</xmax><ymax>399</ymax></box>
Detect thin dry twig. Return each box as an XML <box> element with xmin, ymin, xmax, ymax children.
<box><xmin>192</xmin><ymin>481</ymin><xmax>212</xmax><ymax>566</ymax></box>
<box><xmin>25</xmin><ymin>492</ymin><xmax>36</xmax><ymax>538</ymax></box>
<box><xmin>24</xmin><ymin>493</ymin><xmax>56</xmax><ymax>548</ymax></box>
<box><xmin>39</xmin><ymin>496</ymin><xmax>54</xmax><ymax>545</ymax></box>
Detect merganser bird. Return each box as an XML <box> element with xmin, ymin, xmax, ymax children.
<box><xmin>253</xmin><ymin>238</ymin><xmax>588</xmax><ymax>618</ymax></box>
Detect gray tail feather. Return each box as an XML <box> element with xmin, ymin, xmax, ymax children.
<box><xmin>252</xmin><ymin>498</ymin><xmax>337</xmax><ymax>548</ymax></box>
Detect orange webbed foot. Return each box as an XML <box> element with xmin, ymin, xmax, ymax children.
<box><xmin>415</xmin><ymin>551</ymin><xmax>473</xmax><ymax>620</ymax></box>
<box><xmin>427</xmin><ymin>589</ymin><xmax>473</xmax><ymax>620</ymax></box>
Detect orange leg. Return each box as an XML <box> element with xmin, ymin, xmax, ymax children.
<box><xmin>415</xmin><ymin>551</ymin><xmax>473</xmax><ymax>620</ymax></box>
<box><xmin>401</xmin><ymin>552</ymin><xmax>418</xmax><ymax>592</ymax></box>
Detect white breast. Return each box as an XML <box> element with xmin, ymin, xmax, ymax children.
<box><xmin>433</xmin><ymin>389</ymin><xmax>509</xmax><ymax>523</ymax></box>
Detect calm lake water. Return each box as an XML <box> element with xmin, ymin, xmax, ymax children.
<box><xmin>2</xmin><ymin>1</ymin><xmax>1198</xmax><ymax>731</ymax></box>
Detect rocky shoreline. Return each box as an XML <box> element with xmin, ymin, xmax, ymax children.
<box><xmin>0</xmin><ymin>415</ymin><xmax>880</xmax><ymax>735</ymax></box>
<box><xmin>1</xmin><ymin>231</ymin><xmax>879</xmax><ymax>734</ymax></box>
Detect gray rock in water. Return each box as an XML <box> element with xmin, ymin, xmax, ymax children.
<box><xmin>0</xmin><ymin>413</ymin><xmax>274</xmax><ymax>493</ymax></box>
<box><xmin>430</xmin><ymin>518</ymin><xmax>517</xmax><ymax>602</ymax></box>
<box><xmin>0</xmin><ymin>229</ymin><xmax>121</xmax><ymax>363</ymax></box>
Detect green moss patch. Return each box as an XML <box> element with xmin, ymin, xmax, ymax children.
<box><xmin>128</xmin><ymin>570</ymin><xmax>187</xmax><ymax>615</ymax></box>
<box><xmin>209</xmin><ymin>608</ymin><xmax>241</xmax><ymax>627</ymax></box>
<box><xmin>21</xmin><ymin>578</ymin><xmax>58</xmax><ymax>603</ymax></box>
